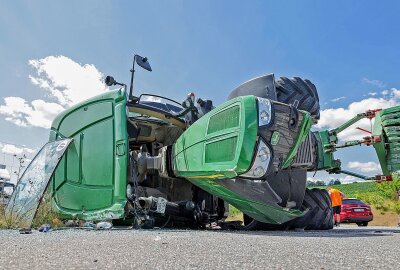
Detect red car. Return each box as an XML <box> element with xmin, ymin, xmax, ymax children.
<box><xmin>335</xmin><ymin>198</ymin><xmax>373</xmax><ymax>226</ymax></box>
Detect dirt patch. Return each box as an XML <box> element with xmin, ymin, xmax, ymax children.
<box><xmin>369</xmin><ymin>206</ymin><xmax>399</xmax><ymax>227</ymax></box>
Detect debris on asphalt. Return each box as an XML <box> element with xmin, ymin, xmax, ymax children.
<box><xmin>96</xmin><ymin>221</ymin><xmax>113</xmax><ymax>230</ymax></box>
<box><xmin>154</xmin><ymin>236</ymin><xmax>161</xmax><ymax>241</ymax></box>
<box><xmin>219</xmin><ymin>221</ymin><xmax>242</xmax><ymax>230</ymax></box>
<box><xmin>38</xmin><ymin>224</ymin><xmax>51</xmax><ymax>233</ymax></box>
<box><xmin>65</xmin><ymin>220</ymin><xmax>79</xmax><ymax>227</ymax></box>
<box><xmin>83</xmin><ymin>221</ymin><xmax>95</xmax><ymax>228</ymax></box>
<box><xmin>19</xmin><ymin>228</ymin><xmax>32</xmax><ymax>234</ymax></box>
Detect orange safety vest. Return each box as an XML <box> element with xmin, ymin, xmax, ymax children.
<box><xmin>329</xmin><ymin>189</ymin><xmax>342</xmax><ymax>207</ymax></box>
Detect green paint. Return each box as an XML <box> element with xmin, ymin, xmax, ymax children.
<box><xmin>189</xmin><ymin>178</ymin><xmax>305</xmax><ymax>224</ymax></box>
<box><xmin>372</xmin><ymin>111</ymin><xmax>389</xmax><ymax>175</ymax></box>
<box><xmin>271</xmin><ymin>131</ymin><xmax>280</xmax><ymax>145</ymax></box>
<box><xmin>313</xmin><ymin>129</ymin><xmax>339</xmax><ymax>171</ymax></box>
<box><xmin>49</xmin><ymin>89</ymin><xmax>128</xmax><ymax>220</ymax></box>
<box><xmin>172</xmin><ymin>96</ymin><xmax>258</xmax><ymax>179</ymax></box>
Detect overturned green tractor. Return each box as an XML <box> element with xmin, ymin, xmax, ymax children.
<box><xmin>7</xmin><ymin>55</ymin><xmax>398</xmax><ymax>230</ymax></box>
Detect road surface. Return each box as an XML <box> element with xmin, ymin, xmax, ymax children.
<box><xmin>0</xmin><ymin>225</ymin><xmax>399</xmax><ymax>269</ymax></box>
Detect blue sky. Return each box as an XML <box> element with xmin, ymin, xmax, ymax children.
<box><xmin>1</xmin><ymin>0</ymin><xmax>400</xmax><ymax>183</ymax></box>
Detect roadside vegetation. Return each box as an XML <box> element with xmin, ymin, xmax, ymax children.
<box><xmin>319</xmin><ymin>180</ymin><xmax>400</xmax><ymax>215</ymax></box>
<box><xmin>0</xmin><ymin>194</ymin><xmax>62</xmax><ymax>229</ymax></box>
<box><xmin>226</xmin><ymin>205</ymin><xmax>243</xmax><ymax>221</ymax></box>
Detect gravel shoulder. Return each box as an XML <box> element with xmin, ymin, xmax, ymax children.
<box><xmin>0</xmin><ymin>225</ymin><xmax>399</xmax><ymax>269</ymax></box>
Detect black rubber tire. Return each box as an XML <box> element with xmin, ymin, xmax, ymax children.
<box><xmin>275</xmin><ymin>77</ymin><xmax>320</xmax><ymax>123</ymax></box>
<box><xmin>243</xmin><ymin>188</ymin><xmax>333</xmax><ymax>230</ymax></box>
<box><xmin>357</xmin><ymin>222</ymin><xmax>368</xmax><ymax>227</ymax></box>
<box><xmin>289</xmin><ymin>188</ymin><xmax>334</xmax><ymax>230</ymax></box>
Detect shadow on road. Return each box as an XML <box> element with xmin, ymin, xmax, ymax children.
<box><xmin>206</xmin><ymin>227</ymin><xmax>400</xmax><ymax>238</ymax></box>
<box><xmin>121</xmin><ymin>225</ymin><xmax>400</xmax><ymax>238</ymax></box>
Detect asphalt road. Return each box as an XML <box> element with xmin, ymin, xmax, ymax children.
<box><xmin>0</xmin><ymin>225</ymin><xmax>399</xmax><ymax>269</ymax></box>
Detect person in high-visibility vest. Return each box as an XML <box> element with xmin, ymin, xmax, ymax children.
<box><xmin>327</xmin><ymin>186</ymin><xmax>344</xmax><ymax>226</ymax></box>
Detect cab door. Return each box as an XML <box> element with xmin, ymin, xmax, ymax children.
<box><xmin>49</xmin><ymin>89</ymin><xmax>128</xmax><ymax>220</ymax></box>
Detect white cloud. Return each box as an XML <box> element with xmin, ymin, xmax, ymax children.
<box><xmin>0</xmin><ymin>55</ymin><xmax>107</xmax><ymax>128</ymax></box>
<box><xmin>347</xmin><ymin>161</ymin><xmax>382</xmax><ymax>174</ymax></box>
<box><xmin>362</xmin><ymin>78</ymin><xmax>386</xmax><ymax>88</ymax></box>
<box><xmin>0</xmin><ymin>97</ymin><xmax>64</xmax><ymax>128</ymax></box>
<box><xmin>0</xmin><ymin>142</ymin><xmax>35</xmax><ymax>155</ymax></box>
<box><xmin>368</xmin><ymin>92</ymin><xmax>377</xmax><ymax>96</ymax></box>
<box><xmin>316</xmin><ymin>90</ymin><xmax>399</xmax><ymax>141</ymax></box>
<box><xmin>331</xmin><ymin>96</ymin><xmax>346</xmax><ymax>102</ymax></box>
<box><xmin>339</xmin><ymin>175</ymin><xmax>357</xmax><ymax>184</ymax></box>
<box><xmin>28</xmin><ymin>55</ymin><xmax>106</xmax><ymax>106</ymax></box>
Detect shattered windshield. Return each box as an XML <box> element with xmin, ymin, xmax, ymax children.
<box><xmin>5</xmin><ymin>139</ymin><xmax>72</xmax><ymax>228</ymax></box>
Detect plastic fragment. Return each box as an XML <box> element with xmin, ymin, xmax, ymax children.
<box><xmin>96</xmin><ymin>221</ymin><xmax>113</xmax><ymax>230</ymax></box>
<box><xmin>38</xmin><ymin>224</ymin><xmax>51</xmax><ymax>233</ymax></box>
<box><xmin>83</xmin><ymin>221</ymin><xmax>95</xmax><ymax>228</ymax></box>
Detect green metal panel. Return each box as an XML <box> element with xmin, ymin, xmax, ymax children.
<box><xmin>373</xmin><ymin>106</ymin><xmax>400</xmax><ymax>176</ymax></box>
<box><xmin>49</xmin><ymin>89</ymin><xmax>128</xmax><ymax>220</ymax></box>
<box><xmin>189</xmin><ymin>178</ymin><xmax>305</xmax><ymax>224</ymax></box>
<box><xmin>172</xmin><ymin>95</ymin><xmax>258</xmax><ymax>179</ymax></box>
<box><xmin>313</xmin><ymin>130</ymin><xmax>338</xmax><ymax>171</ymax></box>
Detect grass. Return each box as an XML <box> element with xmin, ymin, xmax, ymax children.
<box><xmin>226</xmin><ymin>205</ymin><xmax>243</xmax><ymax>222</ymax></box>
<box><xmin>314</xmin><ymin>181</ymin><xmax>377</xmax><ymax>198</ymax></box>
<box><xmin>0</xmin><ymin>205</ymin><xmax>8</xmax><ymax>228</ymax></box>
<box><xmin>0</xmin><ymin>194</ymin><xmax>63</xmax><ymax>229</ymax></box>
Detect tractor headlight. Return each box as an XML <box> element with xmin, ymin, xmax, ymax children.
<box><xmin>257</xmin><ymin>97</ymin><xmax>272</xmax><ymax>127</ymax></box>
<box><xmin>241</xmin><ymin>139</ymin><xmax>271</xmax><ymax>178</ymax></box>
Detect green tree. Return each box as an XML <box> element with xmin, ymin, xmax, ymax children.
<box><xmin>333</xmin><ymin>179</ymin><xmax>341</xmax><ymax>185</ymax></box>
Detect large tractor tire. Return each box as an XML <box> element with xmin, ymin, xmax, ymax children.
<box><xmin>275</xmin><ymin>77</ymin><xmax>320</xmax><ymax>123</ymax></box>
<box><xmin>288</xmin><ymin>188</ymin><xmax>334</xmax><ymax>230</ymax></box>
<box><xmin>243</xmin><ymin>188</ymin><xmax>333</xmax><ymax>230</ymax></box>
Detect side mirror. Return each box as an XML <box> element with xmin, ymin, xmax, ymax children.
<box><xmin>105</xmin><ymin>76</ymin><xmax>116</xmax><ymax>86</ymax></box>
<box><xmin>135</xmin><ymin>55</ymin><xmax>152</xmax><ymax>72</ymax></box>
